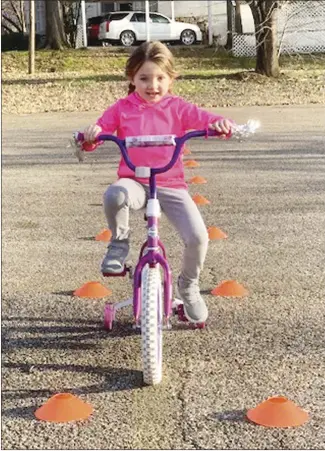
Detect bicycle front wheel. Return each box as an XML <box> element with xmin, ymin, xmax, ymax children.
<box><xmin>141</xmin><ymin>265</ymin><xmax>163</xmax><ymax>385</ymax></box>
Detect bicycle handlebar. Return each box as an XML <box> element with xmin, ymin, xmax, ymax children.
<box><xmin>74</xmin><ymin>129</ymin><xmax>228</xmax><ymax>175</ymax></box>
<box><xmin>74</xmin><ymin>120</ymin><xmax>260</xmax><ymax>175</ymax></box>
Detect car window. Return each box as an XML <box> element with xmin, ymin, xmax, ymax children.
<box><xmin>100</xmin><ymin>14</ymin><xmax>111</xmax><ymax>23</ymax></box>
<box><xmin>150</xmin><ymin>13</ymin><xmax>170</xmax><ymax>24</ymax></box>
<box><xmin>88</xmin><ymin>16</ymin><xmax>103</xmax><ymax>25</ymax></box>
<box><xmin>110</xmin><ymin>13</ymin><xmax>129</xmax><ymax>21</ymax></box>
<box><xmin>130</xmin><ymin>13</ymin><xmax>146</xmax><ymax>23</ymax></box>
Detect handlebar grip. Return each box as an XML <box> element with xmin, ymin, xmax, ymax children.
<box><xmin>206</xmin><ymin>128</ymin><xmax>232</xmax><ymax>139</ymax></box>
<box><xmin>74</xmin><ymin>132</ymin><xmax>101</xmax><ymax>152</ymax></box>
<box><xmin>75</xmin><ymin>132</ymin><xmax>84</xmax><ymax>141</ymax></box>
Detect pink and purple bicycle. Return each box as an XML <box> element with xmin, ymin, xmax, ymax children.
<box><xmin>74</xmin><ymin>120</ymin><xmax>259</xmax><ymax>385</ymax></box>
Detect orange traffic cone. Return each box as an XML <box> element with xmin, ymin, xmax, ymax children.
<box><xmin>35</xmin><ymin>393</ymin><xmax>93</xmax><ymax>423</ymax></box>
<box><xmin>183</xmin><ymin>147</ymin><xmax>191</xmax><ymax>155</ymax></box>
<box><xmin>208</xmin><ymin>226</ymin><xmax>228</xmax><ymax>240</ymax></box>
<box><xmin>192</xmin><ymin>194</ymin><xmax>210</xmax><ymax>205</ymax></box>
<box><xmin>211</xmin><ymin>280</ymin><xmax>248</xmax><ymax>297</ymax></box>
<box><xmin>73</xmin><ymin>281</ymin><xmax>112</xmax><ymax>298</ymax></box>
<box><xmin>184</xmin><ymin>160</ymin><xmax>200</xmax><ymax>168</ymax></box>
<box><xmin>247</xmin><ymin>396</ymin><xmax>309</xmax><ymax>428</ymax></box>
<box><xmin>189</xmin><ymin>176</ymin><xmax>207</xmax><ymax>184</ymax></box>
<box><xmin>95</xmin><ymin>229</ymin><xmax>112</xmax><ymax>242</ymax></box>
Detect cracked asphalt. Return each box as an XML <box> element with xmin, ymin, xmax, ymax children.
<box><xmin>2</xmin><ymin>105</ymin><xmax>325</xmax><ymax>449</ymax></box>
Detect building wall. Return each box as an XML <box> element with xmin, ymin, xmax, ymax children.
<box><xmin>157</xmin><ymin>0</ymin><xmax>228</xmax><ymax>44</ymax></box>
<box><xmin>24</xmin><ymin>0</ymin><xmax>46</xmax><ymax>34</ymax></box>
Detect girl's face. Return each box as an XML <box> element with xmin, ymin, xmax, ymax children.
<box><xmin>130</xmin><ymin>60</ymin><xmax>173</xmax><ymax>103</ymax></box>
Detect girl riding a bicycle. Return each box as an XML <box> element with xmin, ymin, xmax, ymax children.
<box><xmin>83</xmin><ymin>41</ymin><xmax>233</xmax><ymax>324</ymax></box>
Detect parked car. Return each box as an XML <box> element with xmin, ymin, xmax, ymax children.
<box><xmin>87</xmin><ymin>15</ymin><xmax>103</xmax><ymax>45</ymax></box>
<box><xmin>98</xmin><ymin>11</ymin><xmax>202</xmax><ymax>47</ymax></box>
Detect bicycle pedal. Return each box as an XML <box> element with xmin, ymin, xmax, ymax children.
<box><xmin>176</xmin><ymin>304</ymin><xmax>188</xmax><ymax>322</ymax></box>
<box><xmin>102</xmin><ymin>263</ymin><xmax>133</xmax><ymax>278</ymax></box>
<box><xmin>176</xmin><ymin>305</ymin><xmax>206</xmax><ymax>329</ymax></box>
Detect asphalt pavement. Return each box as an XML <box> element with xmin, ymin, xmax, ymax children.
<box><xmin>2</xmin><ymin>105</ymin><xmax>325</xmax><ymax>449</ymax></box>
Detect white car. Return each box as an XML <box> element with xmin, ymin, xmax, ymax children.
<box><xmin>98</xmin><ymin>11</ymin><xmax>202</xmax><ymax>47</ymax></box>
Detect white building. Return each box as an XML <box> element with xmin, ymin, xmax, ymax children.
<box><xmin>27</xmin><ymin>1</ymin><xmax>229</xmax><ymax>43</ymax></box>
<box><xmin>25</xmin><ymin>0</ymin><xmax>325</xmax><ymax>55</ymax></box>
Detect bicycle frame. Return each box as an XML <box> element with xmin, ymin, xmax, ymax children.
<box><xmin>76</xmin><ymin>129</ymin><xmax>226</xmax><ymax>325</ymax></box>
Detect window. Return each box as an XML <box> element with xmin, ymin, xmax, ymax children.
<box><xmin>130</xmin><ymin>13</ymin><xmax>146</xmax><ymax>23</ymax></box>
<box><xmin>120</xmin><ymin>3</ymin><xmax>133</xmax><ymax>11</ymax></box>
<box><xmin>88</xmin><ymin>16</ymin><xmax>103</xmax><ymax>25</ymax></box>
<box><xmin>101</xmin><ymin>2</ymin><xmax>115</xmax><ymax>13</ymax></box>
<box><xmin>109</xmin><ymin>13</ymin><xmax>129</xmax><ymax>21</ymax></box>
<box><xmin>150</xmin><ymin>13</ymin><xmax>170</xmax><ymax>24</ymax></box>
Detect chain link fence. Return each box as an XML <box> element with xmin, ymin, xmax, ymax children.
<box><xmin>232</xmin><ymin>0</ymin><xmax>325</xmax><ymax>57</ymax></box>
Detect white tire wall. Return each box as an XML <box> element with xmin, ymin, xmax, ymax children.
<box><xmin>141</xmin><ymin>266</ymin><xmax>163</xmax><ymax>385</ymax></box>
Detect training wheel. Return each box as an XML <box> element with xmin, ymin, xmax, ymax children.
<box><xmin>104</xmin><ymin>303</ymin><xmax>115</xmax><ymax>330</ymax></box>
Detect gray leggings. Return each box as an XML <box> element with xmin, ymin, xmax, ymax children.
<box><xmin>103</xmin><ymin>178</ymin><xmax>209</xmax><ymax>281</ymax></box>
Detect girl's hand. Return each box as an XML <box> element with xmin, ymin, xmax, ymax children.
<box><xmin>84</xmin><ymin>124</ymin><xmax>102</xmax><ymax>143</ymax></box>
<box><xmin>209</xmin><ymin>119</ymin><xmax>233</xmax><ymax>135</ymax></box>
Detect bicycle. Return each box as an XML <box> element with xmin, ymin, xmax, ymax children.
<box><xmin>74</xmin><ymin>120</ymin><xmax>259</xmax><ymax>385</ymax></box>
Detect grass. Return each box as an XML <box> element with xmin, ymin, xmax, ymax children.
<box><xmin>3</xmin><ymin>46</ymin><xmax>324</xmax><ymax>80</ymax></box>
<box><xmin>2</xmin><ymin>46</ymin><xmax>325</xmax><ymax>114</ymax></box>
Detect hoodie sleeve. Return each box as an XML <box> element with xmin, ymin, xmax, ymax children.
<box><xmin>178</xmin><ymin>98</ymin><xmax>224</xmax><ymax>131</ymax></box>
<box><xmin>96</xmin><ymin>100</ymin><xmax>121</xmax><ymax>133</ymax></box>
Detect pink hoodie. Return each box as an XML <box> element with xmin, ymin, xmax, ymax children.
<box><xmin>95</xmin><ymin>92</ymin><xmax>224</xmax><ymax>189</ymax></box>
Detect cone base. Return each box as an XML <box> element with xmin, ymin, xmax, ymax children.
<box><xmin>73</xmin><ymin>281</ymin><xmax>112</xmax><ymax>298</ymax></box>
<box><xmin>95</xmin><ymin>229</ymin><xmax>112</xmax><ymax>242</ymax></box>
<box><xmin>208</xmin><ymin>226</ymin><xmax>228</xmax><ymax>240</ymax></box>
<box><xmin>35</xmin><ymin>393</ymin><xmax>93</xmax><ymax>423</ymax></box>
<box><xmin>189</xmin><ymin>176</ymin><xmax>207</xmax><ymax>184</ymax></box>
<box><xmin>192</xmin><ymin>194</ymin><xmax>210</xmax><ymax>205</ymax></box>
<box><xmin>211</xmin><ymin>280</ymin><xmax>248</xmax><ymax>297</ymax></box>
<box><xmin>185</xmin><ymin>160</ymin><xmax>200</xmax><ymax>168</ymax></box>
<box><xmin>247</xmin><ymin>396</ymin><xmax>309</xmax><ymax>428</ymax></box>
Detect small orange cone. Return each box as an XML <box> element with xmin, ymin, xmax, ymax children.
<box><xmin>211</xmin><ymin>280</ymin><xmax>248</xmax><ymax>297</ymax></box>
<box><xmin>35</xmin><ymin>393</ymin><xmax>93</xmax><ymax>423</ymax></box>
<box><xmin>184</xmin><ymin>160</ymin><xmax>200</xmax><ymax>168</ymax></box>
<box><xmin>247</xmin><ymin>396</ymin><xmax>309</xmax><ymax>428</ymax></box>
<box><xmin>208</xmin><ymin>226</ymin><xmax>228</xmax><ymax>240</ymax></box>
<box><xmin>189</xmin><ymin>176</ymin><xmax>207</xmax><ymax>184</ymax></box>
<box><xmin>183</xmin><ymin>147</ymin><xmax>191</xmax><ymax>155</ymax></box>
<box><xmin>73</xmin><ymin>281</ymin><xmax>112</xmax><ymax>298</ymax></box>
<box><xmin>95</xmin><ymin>229</ymin><xmax>112</xmax><ymax>242</ymax></box>
<box><xmin>192</xmin><ymin>194</ymin><xmax>210</xmax><ymax>205</ymax></box>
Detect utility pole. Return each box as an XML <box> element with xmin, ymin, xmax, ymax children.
<box><xmin>207</xmin><ymin>0</ymin><xmax>213</xmax><ymax>45</ymax></box>
<box><xmin>28</xmin><ymin>0</ymin><xmax>35</xmax><ymax>74</ymax></box>
<box><xmin>226</xmin><ymin>0</ymin><xmax>233</xmax><ymax>50</ymax></box>
<box><xmin>145</xmin><ymin>0</ymin><xmax>150</xmax><ymax>42</ymax></box>
<box><xmin>81</xmin><ymin>0</ymin><xmax>88</xmax><ymax>48</ymax></box>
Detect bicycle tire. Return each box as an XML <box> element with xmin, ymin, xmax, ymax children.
<box><xmin>141</xmin><ymin>265</ymin><xmax>163</xmax><ymax>385</ymax></box>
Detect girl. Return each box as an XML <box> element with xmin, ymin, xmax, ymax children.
<box><xmin>83</xmin><ymin>41</ymin><xmax>232</xmax><ymax>324</ymax></box>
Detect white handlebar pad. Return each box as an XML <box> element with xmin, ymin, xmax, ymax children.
<box><xmin>125</xmin><ymin>134</ymin><xmax>176</xmax><ymax>148</ymax></box>
<box><xmin>232</xmin><ymin>119</ymin><xmax>261</xmax><ymax>138</ymax></box>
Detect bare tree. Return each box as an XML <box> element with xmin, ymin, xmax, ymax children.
<box><xmin>1</xmin><ymin>0</ymin><xmax>26</xmax><ymax>34</ymax></box>
<box><xmin>61</xmin><ymin>0</ymin><xmax>81</xmax><ymax>48</ymax></box>
<box><xmin>245</xmin><ymin>0</ymin><xmax>280</xmax><ymax>77</ymax></box>
<box><xmin>45</xmin><ymin>0</ymin><xmax>68</xmax><ymax>49</ymax></box>
<box><xmin>235</xmin><ymin>0</ymin><xmax>243</xmax><ymax>34</ymax></box>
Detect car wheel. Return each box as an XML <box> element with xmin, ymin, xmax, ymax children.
<box><xmin>180</xmin><ymin>29</ymin><xmax>196</xmax><ymax>46</ymax></box>
<box><xmin>120</xmin><ymin>30</ymin><xmax>136</xmax><ymax>47</ymax></box>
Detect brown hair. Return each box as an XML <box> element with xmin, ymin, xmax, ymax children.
<box><xmin>125</xmin><ymin>41</ymin><xmax>178</xmax><ymax>95</ymax></box>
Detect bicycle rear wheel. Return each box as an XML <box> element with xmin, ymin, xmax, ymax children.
<box><xmin>141</xmin><ymin>265</ymin><xmax>163</xmax><ymax>385</ymax></box>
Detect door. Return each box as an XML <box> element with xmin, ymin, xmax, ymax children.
<box><xmin>149</xmin><ymin>13</ymin><xmax>172</xmax><ymax>41</ymax></box>
<box><xmin>130</xmin><ymin>12</ymin><xmax>148</xmax><ymax>40</ymax></box>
